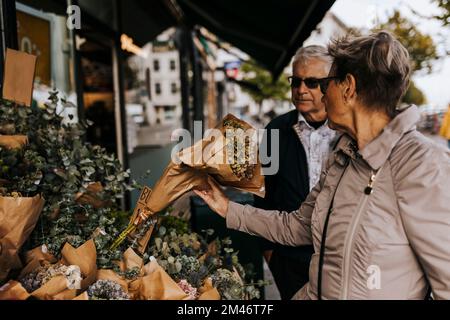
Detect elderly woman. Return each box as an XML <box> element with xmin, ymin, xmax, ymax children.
<box><xmin>194</xmin><ymin>31</ymin><xmax>450</xmax><ymax>300</ymax></box>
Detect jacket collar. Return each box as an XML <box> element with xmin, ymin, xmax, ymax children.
<box><xmin>334</xmin><ymin>134</ymin><xmax>357</xmax><ymax>166</ymax></box>
<box><xmin>360</xmin><ymin>105</ymin><xmax>420</xmax><ymax>169</ymax></box>
<box><xmin>334</xmin><ymin>105</ymin><xmax>420</xmax><ymax>169</ymax></box>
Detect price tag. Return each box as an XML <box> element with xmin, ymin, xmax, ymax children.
<box><xmin>130</xmin><ymin>186</ymin><xmax>152</xmax><ymax>225</ymax></box>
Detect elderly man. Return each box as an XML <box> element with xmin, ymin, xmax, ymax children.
<box><xmin>254</xmin><ymin>45</ymin><xmax>337</xmax><ymax>300</ymax></box>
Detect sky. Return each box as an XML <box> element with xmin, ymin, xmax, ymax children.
<box><xmin>330</xmin><ymin>0</ymin><xmax>450</xmax><ymax>109</ymax></box>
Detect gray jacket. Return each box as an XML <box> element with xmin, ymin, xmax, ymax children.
<box><xmin>226</xmin><ymin>105</ymin><xmax>450</xmax><ymax>299</ymax></box>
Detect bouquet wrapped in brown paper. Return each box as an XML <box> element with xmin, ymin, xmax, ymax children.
<box><xmin>74</xmin><ymin>182</ymin><xmax>110</xmax><ymax>209</ymax></box>
<box><xmin>69</xmin><ymin>248</ymin><xmax>141</xmax><ymax>300</ymax></box>
<box><xmin>147</xmin><ymin>114</ymin><xmax>265</xmax><ymax>213</ymax></box>
<box><xmin>14</xmin><ymin>239</ymin><xmax>97</xmax><ymax>300</ymax></box>
<box><xmin>60</xmin><ymin>239</ymin><xmax>97</xmax><ymax>291</ymax></box>
<box><xmin>113</xmin><ymin>114</ymin><xmax>265</xmax><ymax>248</ymax></box>
<box><xmin>18</xmin><ymin>261</ymin><xmax>81</xmax><ymax>300</ymax></box>
<box><xmin>82</xmin><ymin>248</ymin><xmax>187</xmax><ymax>300</ymax></box>
<box><xmin>95</xmin><ymin>247</ymin><xmax>144</xmax><ymax>299</ymax></box>
<box><xmin>132</xmin><ymin>259</ymin><xmax>190</xmax><ymax>300</ymax></box>
<box><xmin>0</xmin><ymin>135</ymin><xmax>28</xmax><ymax>150</ymax></box>
<box><xmin>0</xmin><ymin>194</ymin><xmax>44</xmax><ymax>282</ymax></box>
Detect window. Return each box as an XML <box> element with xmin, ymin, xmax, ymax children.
<box><xmin>171</xmin><ymin>82</ymin><xmax>177</xmax><ymax>94</ymax></box>
<box><xmin>170</xmin><ymin>59</ymin><xmax>176</xmax><ymax>71</ymax></box>
<box><xmin>155</xmin><ymin>82</ymin><xmax>161</xmax><ymax>95</ymax></box>
<box><xmin>153</xmin><ymin>59</ymin><xmax>160</xmax><ymax>72</ymax></box>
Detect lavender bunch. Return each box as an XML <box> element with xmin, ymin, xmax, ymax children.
<box><xmin>87</xmin><ymin>279</ymin><xmax>129</xmax><ymax>300</ymax></box>
<box><xmin>20</xmin><ymin>262</ymin><xmax>81</xmax><ymax>292</ymax></box>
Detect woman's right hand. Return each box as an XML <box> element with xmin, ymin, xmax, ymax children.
<box><xmin>193</xmin><ymin>177</ymin><xmax>229</xmax><ymax>218</ymax></box>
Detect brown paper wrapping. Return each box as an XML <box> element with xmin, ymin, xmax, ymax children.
<box><xmin>0</xmin><ymin>135</ymin><xmax>28</xmax><ymax>149</ymax></box>
<box><xmin>0</xmin><ymin>280</ymin><xmax>30</xmax><ymax>300</ymax></box>
<box><xmin>73</xmin><ymin>291</ymin><xmax>89</xmax><ymax>300</ymax></box>
<box><xmin>134</xmin><ymin>260</ymin><xmax>189</xmax><ymax>300</ymax></box>
<box><xmin>52</xmin><ymin>288</ymin><xmax>77</xmax><ymax>300</ymax></box>
<box><xmin>2</xmin><ymin>48</ymin><xmax>37</xmax><ymax>107</ymax></box>
<box><xmin>96</xmin><ymin>269</ymin><xmax>128</xmax><ymax>292</ymax></box>
<box><xmin>75</xmin><ymin>182</ymin><xmax>109</xmax><ymax>209</ymax></box>
<box><xmin>198</xmin><ymin>277</ymin><xmax>220</xmax><ymax>300</ymax></box>
<box><xmin>18</xmin><ymin>239</ymin><xmax>96</xmax><ymax>300</ymax></box>
<box><xmin>128</xmin><ymin>114</ymin><xmax>265</xmax><ymax>228</ymax></box>
<box><xmin>134</xmin><ymin>222</ymin><xmax>156</xmax><ymax>255</ymax></box>
<box><xmin>118</xmin><ymin>248</ymin><xmax>144</xmax><ymax>275</ymax></box>
<box><xmin>31</xmin><ymin>275</ymin><xmax>69</xmax><ymax>300</ymax></box>
<box><xmin>60</xmin><ymin>239</ymin><xmax>97</xmax><ymax>291</ymax></box>
<box><xmin>127</xmin><ymin>279</ymin><xmax>141</xmax><ymax>300</ymax></box>
<box><xmin>199</xmin><ymin>240</ymin><xmax>218</xmax><ymax>265</ymax></box>
<box><xmin>24</xmin><ymin>245</ymin><xmax>57</xmax><ymax>265</ymax></box>
<box><xmin>0</xmin><ymin>195</ymin><xmax>45</xmax><ymax>281</ymax></box>
<box><xmin>96</xmin><ymin>248</ymin><xmax>144</xmax><ymax>299</ymax></box>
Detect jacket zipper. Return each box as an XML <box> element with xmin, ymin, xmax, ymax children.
<box><xmin>340</xmin><ymin>166</ymin><xmax>383</xmax><ymax>300</ymax></box>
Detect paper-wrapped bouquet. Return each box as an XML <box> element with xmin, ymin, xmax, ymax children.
<box><xmin>113</xmin><ymin>114</ymin><xmax>265</xmax><ymax>248</ymax></box>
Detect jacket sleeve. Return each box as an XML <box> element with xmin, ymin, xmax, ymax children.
<box><xmin>394</xmin><ymin>143</ymin><xmax>450</xmax><ymax>300</ymax></box>
<box><xmin>226</xmin><ymin>157</ymin><xmax>330</xmax><ymax>247</ymax></box>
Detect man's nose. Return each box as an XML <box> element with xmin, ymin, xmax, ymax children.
<box><xmin>296</xmin><ymin>81</ymin><xmax>309</xmax><ymax>95</ymax></box>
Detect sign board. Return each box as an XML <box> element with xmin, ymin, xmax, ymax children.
<box><xmin>16</xmin><ymin>10</ymin><xmax>51</xmax><ymax>86</ymax></box>
<box><xmin>129</xmin><ymin>186</ymin><xmax>153</xmax><ymax>225</ymax></box>
<box><xmin>2</xmin><ymin>49</ymin><xmax>37</xmax><ymax>106</ymax></box>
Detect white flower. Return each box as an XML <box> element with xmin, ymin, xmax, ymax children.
<box><xmin>65</xmin><ymin>265</ymin><xmax>82</xmax><ymax>290</ymax></box>
<box><xmin>177</xmin><ymin>279</ymin><xmax>198</xmax><ymax>300</ymax></box>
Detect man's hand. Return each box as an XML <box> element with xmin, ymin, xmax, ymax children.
<box><xmin>193</xmin><ymin>177</ymin><xmax>229</xmax><ymax>218</ymax></box>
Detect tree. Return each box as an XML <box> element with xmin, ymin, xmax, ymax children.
<box><xmin>402</xmin><ymin>80</ymin><xmax>427</xmax><ymax>106</ymax></box>
<box><xmin>375</xmin><ymin>10</ymin><xmax>439</xmax><ymax>74</ymax></box>
<box><xmin>433</xmin><ymin>0</ymin><xmax>450</xmax><ymax>26</ymax></box>
<box><xmin>372</xmin><ymin>10</ymin><xmax>442</xmax><ymax>105</ymax></box>
<box><xmin>239</xmin><ymin>60</ymin><xmax>291</xmax><ymax>106</ymax></box>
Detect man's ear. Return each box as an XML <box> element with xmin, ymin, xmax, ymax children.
<box><xmin>342</xmin><ymin>73</ymin><xmax>357</xmax><ymax>103</ymax></box>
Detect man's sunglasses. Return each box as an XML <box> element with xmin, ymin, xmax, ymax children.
<box><xmin>288</xmin><ymin>76</ymin><xmax>340</xmax><ymax>95</ymax></box>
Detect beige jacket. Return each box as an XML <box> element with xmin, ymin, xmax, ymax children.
<box><xmin>226</xmin><ymin>105</ymin><xmax>450</xmax><ymax>300</ymax></box>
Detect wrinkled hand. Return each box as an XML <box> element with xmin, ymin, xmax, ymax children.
<box><xmin>193</xmin><ymin>177</ymin><xmax>229</xmax><ymax>218</ymax></box>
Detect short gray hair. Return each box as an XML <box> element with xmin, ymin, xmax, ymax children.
<box><xmin>292</xmin><ymin>45</ymin><xmax>333</xmax><ymax>71</ymax></box>
<box><xmin>328</xmin><ymin>31</ymin><xmax>411</xmax><ymax>118</ymax></box>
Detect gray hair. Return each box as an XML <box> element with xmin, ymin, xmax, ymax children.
<box><xmin>292</xmin><ymin>45</ymin><xmax>333</xmax><ymax>72</ymax></box>
<box><xmin>328</xmin><ymin>31</ymin><xmax>411</xmax><ymax>118</ymax></box>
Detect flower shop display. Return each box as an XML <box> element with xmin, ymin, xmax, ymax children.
<box><xmin>113</xmin><ymin>113</ymin><xmax>265</xmax><ymax>248</ymax></box>
<box><xmin>0</xmin><ymin>194</ymin><xmax>45</xmax><ymax>282</ymax></box>
<box><xmin>0</xmin><ymin>91</ymin><xmax>267</xmax><ymax>300</ymax></box>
